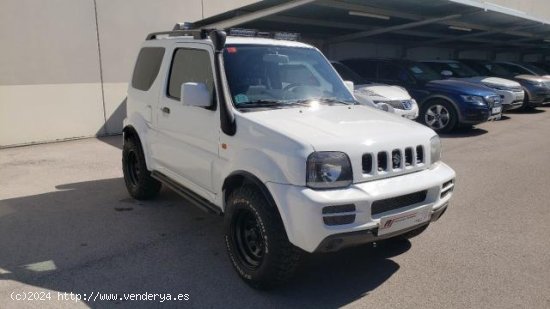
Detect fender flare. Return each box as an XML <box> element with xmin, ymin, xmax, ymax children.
<box><xmin>222</xmin><ymin>171</ymin><xmax>277</xmax><ymax>212</ymax></box>
<box><xmin>122</xmin><ymin>113</ymin><xmax>153</xmax><ymax>170</ymax></box>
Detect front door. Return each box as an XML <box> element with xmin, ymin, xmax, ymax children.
<box><xmin>153</xmin><ymin>43</ymin><xmax>220</xmax><ymax>199</ymax></box>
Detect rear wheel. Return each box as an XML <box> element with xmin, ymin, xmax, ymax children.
<box><xmin>224</xmin><ymin>185</ymin><xmax>302</xmax><ymax>290</ymax></box>
<box><xmin>420</xmin><ymin>100</ymin><xmax>457</xmax><ymax>133</ymax></box>
<box><xmin>122</xmin><ymin>138</ymin><xmax>161</xmax><ymax>200</ymax></box>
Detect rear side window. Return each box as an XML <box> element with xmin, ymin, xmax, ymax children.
<box><xmin>131</xmin><ymin>47</ymin><xmax>165</xmax><ymax>91</ymax></box>
<box><xmin>168</xmin><ymin>48</ymin><xmax>214</xmax><ymax>103</ymax></box>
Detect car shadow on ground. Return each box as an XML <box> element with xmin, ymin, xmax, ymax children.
<box><xmin>439</xmin><ymin>126</ymin><xmax>488</xmax><ymax>138</ymax></box>
<box><xmin>97</xmin><ymin>135</ymin><xmax>122</xmax><ymax>150</ymax></box>
<box><xmin>0</xmin><ymin>177</ymin><xmax>408</xmax><ymax>308</ymax></box>
<box><xmin>506</xmin><ymin>107</ymin><xmax>546</xmax><ymax>114</ymax></box>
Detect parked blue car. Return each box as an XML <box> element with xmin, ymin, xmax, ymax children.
<box><xmin>341</xmin><ymin>58</ymin><xmax>503</xmax><ymax>133</ymax></box>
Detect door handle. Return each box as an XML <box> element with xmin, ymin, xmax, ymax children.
<box><xmin>161</xmin><ymin>107</ymin><xmax>170</xmax><ymax>114</ymax></box>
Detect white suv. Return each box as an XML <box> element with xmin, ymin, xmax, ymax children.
<box><xmin>122</xmin><ymin>27</ymin><xmax>456</xmax><ymax>289</ymax></box>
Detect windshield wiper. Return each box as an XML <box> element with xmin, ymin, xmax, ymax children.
<box><xmin>236</xmin><ymin>100</ymin><xmax>281</xmax><ymax>108</ymax></box>
<box><xmin>285</xmin><ymin>98</ymin><xmax>357</xmax><ymax>105</ymax></box>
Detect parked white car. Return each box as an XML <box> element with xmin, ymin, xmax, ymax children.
<box><xmin>332</xmin><ymin>61</ymin><xmax>419</xmax><ymax>119</ymax></box>
<box><xmin>123</xmin><ymin>27</ymin><xmax>456</xmax><ymax>289</ymax></box>
<box><xmin>422</xmin><ymin>60</ymin><xmax>524</xmax><ymax>111</ymax></box>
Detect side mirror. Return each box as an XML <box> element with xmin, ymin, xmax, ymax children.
<box><xmin>441</xmin><ymin>70</ymin><xmax>453</xmax><ymax>78</ymax></box>
<box><xmin>343</xmin><ymin>80</ymin><xmax>355</xmax><ymax>93</ymax></box>
<box><xmin>181</xmin><ymin>82</ymin><xmax>211</xmax><ymax>107</ymax></box>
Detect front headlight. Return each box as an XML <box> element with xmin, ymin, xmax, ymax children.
<box><xmin>460</xmin><ymin>95</ymin><xmax>485</xmax><ymax>106</ymax></box>
<box><xmin>430</xmin><ymin>135</ymin><xmax>442</xmax><ymax>165</ymax></box>
<box><xmin>306</xmin><ymin>152</ymin><xmax>352</xmax><ymax>189</ymax></box>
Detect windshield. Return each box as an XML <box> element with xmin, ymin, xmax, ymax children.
<box><xmin>521</xmin><ymin>63</ymin><xmax>548</xmax><ymax>75</ymax></box>
<box><xmin>223</xmin><ymin>44</ymin><xmax>355</xmax><ymax>108</ymax></box>
<box><xmin>485</xmin><ymin>63</ymin><xmax>520</xmax><ymax>78</ymax></box>
<box><xmin>495</xmin><ymin>63</ymin><xmax>533</xmax><ymax>76</ymax></box>
<box><xmin>407</xmin><ymin>62</ymin><xmax>442</xmax><ymax>82</ymax></box>
<box><xmin>443</xmin><ymin>62</ymin><xmax>479</xmax><ymax>78</ymax></box>
<box><xmin>462</xmin><ymin>61</ymin><xmax>491</xmax><ymax>76</ymax></box>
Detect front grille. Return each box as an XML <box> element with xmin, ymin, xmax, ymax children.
<box><xmin>371</xmin><ymin>190</ymin><xmax>428</xmax><ymax>216</ymax></box>
<box><xmin>363</xmin><ymin>145</ymin><xmax>425</xmax><ymax>175</ymax></box>
<box><xmin>362</xmin><ymin>154</ymin><xmax>373</xmax><ymax>173</ymax></box>
<box><xmin>377</xmin><ymin>152</ymin><xmax>388</xmax><ymax>172</ymax></box>
<box><xmin>385</xmin><ymin>100</ymin><xmax>413</xmax><ymax>110</ymax></box>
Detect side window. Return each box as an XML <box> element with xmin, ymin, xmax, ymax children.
<box><xmin>379</xmin><ymin>63</ymin><xmax>407</xmax><ymax>82</ymax></box>
<box><xmin>131</xmin><ymin>47</ymin><xmax>165</xmax><ymax>91</ymax></box>
<box><xmin>168</xmin><ymin>48</ymin><xmax>215</xmax><ymax>105</ymax></box>
<box><xmin>498</xmin><ymin>63</ymin><xmax>523</xmax><ymax>75</ymax></box>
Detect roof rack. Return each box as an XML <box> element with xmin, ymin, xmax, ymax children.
<box><xmin>228</xmin><ymin>28</ymin><xmax>300</xmax><ymax>41</ymax></box>
<box><xmin>145</xmin><ymin>29</ymin><xmax>209</xmax><ymax>41</ymax></box>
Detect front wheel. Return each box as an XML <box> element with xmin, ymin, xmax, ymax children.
<box><xmin>519</xmin><ymin>92</ymin><xmax>532</xmax><ymax>111</ymax></box>
<box><xmin>420</xmin><ymin>100</ymin><xmax>457</xmax><ymax>133</ymax></box>
<box><xmin>122</xmin><ymin>138</ymin><xmax>161</xmax><ymax>200</ymax></box>
<box><xmin>224</xmin><ymin>185</ymin><xmax>302</xmax><ymax>290</ymax></box>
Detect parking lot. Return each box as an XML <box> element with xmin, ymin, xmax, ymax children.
<box><xmin>1</xmin><ymin>107</ymin><xmax>549</xmax><ymax>309</ymax></box>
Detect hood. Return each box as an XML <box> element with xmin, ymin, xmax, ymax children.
<box><xmin>514</xmin><ymin>74</ymin><xmax>550</xmax><ymax>82</ymax></box>
<box><xmin>456</xmin><ymin>76</ymin><xmax>521</xmax><ymax>88</ymax></box>
<box><xmin>427</xmin><ymin>79</ymin><xmax>498</xmax><ymax>96</ymax></box>
<box><xmin>237</xmin><ymin>105</ymin><xmax>435</xmax><ymax>151</ymax></box>
<box><xmin>354</xmin><ymin>84</ymin><xmax>411</xmax><ymax>101</ymax></box>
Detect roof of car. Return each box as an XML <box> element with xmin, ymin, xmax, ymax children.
<box><xmin>146</xmin><ymin>33</ymin><xmax>314</xmax><ymax>49</ymax></box>
<box><xmin>225</xmin><ymin>36</ymin><xmax>313</xmax><ymax>48</ymax></box>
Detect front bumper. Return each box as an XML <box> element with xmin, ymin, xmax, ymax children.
<box><xmin>461</xmin><ymin>105</ymin><xmax>491</xmax><ymax>124</ymax></box>
<box><xmin>527</xmin><ymin>87</ymin><xmax>550</xmax><ymax>105</ymax></box>
<box><xmin>267</xmin><ymin>162</ymin><xmax>456</xmax><ymax>253</ymax></box>
<box><xmin>374</xmin><ymin>100</ymin><xmax>419</xmax><ymax>120</ymax></box>
<box><xmin>315</xmin><ymin>204</ymin><xmax>448</xmax><ymax>252</ymax></box>
<box><xmin>495</xmin><ymin>89</ymin><xmax>524</xmax><ymax>111</ymax></box>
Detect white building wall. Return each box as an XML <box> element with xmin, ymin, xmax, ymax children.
<box><xmin>94</xmin><ymin>0</ymin><xmax>204</xmax><ymax>135</ymax></box>
<box><xmin>0</xmin><ymin>0</ymin><xmax>105</xmax><ymax>147</ymax></box>
<box><xmin>0</xmin><ymin>0</ymin><xmax>259</xmax><ymax>147</ymax></box>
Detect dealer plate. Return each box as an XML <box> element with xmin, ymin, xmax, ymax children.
<box><xmin>378</xmin><ymin>205</ymin><xmax>432</xmax><ymax>236</ymax></box>
<box><xmin>492</xmin><ymin>106</ymin><xmax>502</xmax><ymax>114</ymax></box>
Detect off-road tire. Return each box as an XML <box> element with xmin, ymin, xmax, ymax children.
<box><xmin>122</xmin><ymin>138</ymin><xmax>161</xmax><ymax>200</ymax></box>
<box><xmin>224</xmin><ymin>185</ymin><xmax>302</xmax><ymax>290</ymax></box>
<box><xmin>419</xmin><ymin>99</ymin><xmax>458</xmax><ymax>133</ymax></box>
